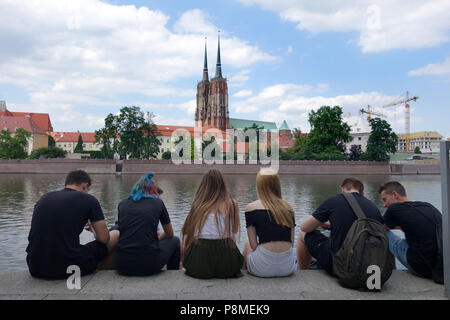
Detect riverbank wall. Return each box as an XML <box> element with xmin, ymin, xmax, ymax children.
<box><xmin>0</xmin><ymin>159</ymin><xmax>440</xmax><ymax>175</ymax></box>
<box><xmin>0</xmin><ymin>270</ymin><xmax>446</xmax><ymax>300</ymax></box>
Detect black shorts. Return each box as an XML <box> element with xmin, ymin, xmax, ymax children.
<box><xmin>82</xmin><ymin>240</ymin><xmax>108</xmax><ymax>275</ymax></box>
<box><xmin>304</xmin><ymin>230</ymin><xmax>334</xmax><ymax>276</ymax></box>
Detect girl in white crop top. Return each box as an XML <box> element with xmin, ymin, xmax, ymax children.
<box><xmin>181</xmin><ymin>169</ymin><xmax>243</xmax><ymax>279</ymax></box>
<box><xmin>195</xmin><ymin>213</ymin><xmax>236</xmax><ymax>240</ymax></box>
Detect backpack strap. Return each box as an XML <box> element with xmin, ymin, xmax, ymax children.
<box><xmin>342</xmin><ymin>193</ymin><xmax>367</xmax><ymax>219</ymax></box>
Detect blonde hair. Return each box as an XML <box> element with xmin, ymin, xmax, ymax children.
<box><xmin>256</xmin><ymin>167</ymin><xmax>294</xmax><ymax>228</ymax></box>
<box><xmin>182</xmin><ymin>169</ymin><xmax>239</xmax><ymax>249</ymax></box>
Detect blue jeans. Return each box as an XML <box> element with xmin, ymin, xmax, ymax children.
<box><xmin>386</xmin><ymin>231</ymin><xmax>421</xmax><ymax>277</ymax></box>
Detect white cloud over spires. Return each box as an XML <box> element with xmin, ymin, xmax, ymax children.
<box><xmin>0</xmin><ymin>1</ymin><xmax>276</xmax><ymax>131</ymax></box>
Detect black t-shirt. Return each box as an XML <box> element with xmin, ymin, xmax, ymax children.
<box><xmin>312</xmin><ymin>193</ymin><xmax>384</xmax><ymax>254</ymax></box>
<box><xmin>116</xmin><ymin>198</ymin><xmax>170</xmax><ymax>256</ymax></box>
<box><xmin>26</xmin><ymin>188</ymin><xmax>105</xmax><ymax>278</ymax></box>
<box><xmin>384</xmin><ymin>201</ymin><xmax>442</xmax><ymax>277</ymax></box>
<box><xmin>245</xmin><ymin>209</ymin><xmax>295</xmax><ymax>244</ymax></box>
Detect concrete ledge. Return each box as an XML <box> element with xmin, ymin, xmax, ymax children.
<box><xmin>0</xmin><ymin>270</ymin><xmax>446</xmax><ymax>300</ymax></box>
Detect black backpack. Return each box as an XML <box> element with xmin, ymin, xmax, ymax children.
<box><xmin>404</xmin><ymin>203</ymin><xmax>444</xmax><ymax>284</ymax></box>
<box><xmin>332</xmin><ymin>193</ymin><xmax>394</xmax><ymax>290</ymax></box>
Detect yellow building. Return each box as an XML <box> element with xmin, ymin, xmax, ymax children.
<box><xmin>52</xmin><ymin>132</ymin><xmax>103</xmax><ymax>154</ymax></box>
<box><xmin>0</xmin><ymin>115</ymin><xmax>48</xmax><ymax>155</ymax></box>
<box><xmin>397</xmin><ymin>131</ymin><xmax>443</xmax><ymax>153</ymax></box>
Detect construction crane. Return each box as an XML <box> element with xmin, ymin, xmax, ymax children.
<box><xmin>359</xmin><ymin>105</ymin><xmax>387</xmax><ymax>121</ymax></box>
<box><xmin>381</xmin><ymin>91</ymin><xmax>419</xmax><ymax>152</ymax></box>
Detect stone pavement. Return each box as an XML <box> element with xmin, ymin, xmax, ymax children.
<box><xmin>0</xmin><ymin>270</ymin><xmax>447</xmax><ymax>300</ymax></box>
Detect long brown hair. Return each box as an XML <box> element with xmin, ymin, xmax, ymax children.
<box><xmin>256</xmin><ymin>167</ymin><xmax>294</xmax><ymax>228</ymax></box>
<box><xmin>182</xmin><ymin>169</ymin><xmax>238</xmax><ymax>249</ymax></box>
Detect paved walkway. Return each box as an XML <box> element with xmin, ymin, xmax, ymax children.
<box><xmin>0</xmin><ymin>270</ymin><xmax>446</xmax><ymax>300</ymax></box>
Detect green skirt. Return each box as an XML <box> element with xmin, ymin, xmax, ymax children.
<box><xmin>183</xmin><ymin>238</ymin><xmax>244</xmax><ymax>279</ymax></box>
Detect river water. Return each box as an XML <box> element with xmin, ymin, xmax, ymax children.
<box><xmin>0</xmin><ymin>173</ymin><xmax>443</xmax><ymax>271</ymax></box>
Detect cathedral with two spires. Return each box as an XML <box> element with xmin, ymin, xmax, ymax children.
<box><xmin>156</xmin><ymin>35</ymin><xmax>293</xmax><ymax>157</ymax></box>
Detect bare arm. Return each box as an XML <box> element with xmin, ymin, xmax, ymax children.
<box><xmin>232</xmin><ymin>200</ymin><xmax>240</xmax><ymax>234</ymax></box>
<box><xmin>159</xmin><ymin>223</ymin><xmax>174</xmax><ymax>241</ymax></box>
<box><xmin>246</xmin><ymin>226</ymin><xmax>258</xmax><ymax>251</ymax></box>
<box><xmin>300</xmin><ymin>216</ymin><xmax>323</xmax><ymax>233</ymax></box>
<box><xmin>90</xmin><ymin>220</ymin><xmax>110</xmax><ymax>244</ymax></box>
<box><xmin>291</xmin><ymin>227</ymin><xmax>295</xmax><ymax>247</ymax></box>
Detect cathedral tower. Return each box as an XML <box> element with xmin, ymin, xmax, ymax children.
<box><xmin>195</xmin><ymin>38</ymin><xmax>209</xmax><ymax>126</ymax></box>
<box><xmin>195</xmin><ymin>34</ymin><xmax>229</xmax><ymax>130</ymax></box>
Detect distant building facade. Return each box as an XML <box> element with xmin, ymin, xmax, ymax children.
<box><xmin>397</xmin><ymin>131</ymin><xmax>444</xmax><ymax>153</ymax></box>
<box><xmin>345</xmin><ymin>115</ymin><xmax>371</xmax><ymax>153</ymax></box>
<box><xmin>52</xmin><ymin>132</ymin><xmax>102</xmax><ymax>154</ymax></box>
<box><xmin>0</xmin><ymin>105</ymin><xmax>53</xmax><ymax>133</ymax></box>
<box><xmin>0</xmin><ymin>115</ymin><xmax>48</xmax><ymax>155</ymax></box>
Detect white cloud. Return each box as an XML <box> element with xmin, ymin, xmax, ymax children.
<box><xmin>237</xmin><ymin>0</ymin><xmax>450</xmax><ymax>52</ymax></box>
<box><xmin>233</xmin><ymin>89</ymin><xmax>253</xmax><ymax>98</ymax></box>
<box><xmin>0</xmin><ymin>1</ymin><xmax>276</xmax><ymax>131</ymax></box>
<box><xmin>228</xmin><ymin>69</ymin><xmax>252</xmax><ymax>88</ymax></box>
<box><xmin>277</xmin><ymin>91</ymin><xmax>398</xmax><ymax>112</ymax></box>
<box><xmin>408</xmin><ymin>57</ymin><xmax>450</xmax><ymax>76</ymax></box>
<box><xmin>233</xmin><ymin>83</ymin><xmax>405</xmax><ymax>132</ymax></box>
<box><xmin>176</xmin><ymin>99</ymin><xmax>197</xmax><ymax>115</ymax></box>
<box><xmin>173</xmin><ymin>9</ymin><xmax>217</xmax><ymax>34</ymax></box>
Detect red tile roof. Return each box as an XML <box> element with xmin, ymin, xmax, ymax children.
<box><xmin>0</xmin><ymin>116</ymin><xmax>47</xmax><ymax>135</ymax></box>
<box><xmin>0</xmin><ymin>111</ymin><xmax>53</xmax><ymax>132</ymax></box>
<box><xmin>52</xmin><ymin>132</ymin><xmax>97</xmax><ymax>143</ymax></box>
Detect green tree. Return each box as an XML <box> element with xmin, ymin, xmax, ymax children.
<box><xmin>74</xmin><ymin>134</ymin><xmax>83</xmax><ymax>153</ymax></box>
<box><xmin>162</xmin><ymin>150</ymin><xmax>171</xmax><ymax>160</ymax></box>
<box><xmin>414</xmin><ymin>146</ymin><xmax>422</xmax><ymax>154</ymax></box>
<box><xmin>279</xmin><ymin>148</ymin><xmax>294</xmax><ymax>160</ymax></box>
<box><xmin>97</xmin><ymin>106</ymin><xmax>161</xmax><ymax>159</ymax></box>
<box><xmin>0</xmin><ymin>128</ymin><xmax>31</xmax><ymax>159</ymax></box>
<box><xmin>365</xmin><ymin>118</ymin><xmax>398</xmax><ymax>162</ymax></box>
<box><xmin>174</xmin><ymin>135</ymin><xmax>196</xmax><ymax>160</ymax></box>
<box><xmin>348</xmin><ymin>145</ymin><xmax>362</xmax><ymax>161</ymax></box>
<box><xmin>115</xmin><ymin>106</ymin><xmax>145</xmax><ymax>159</ymax></box>
<box><xmin>291</xmin><ymin>127</ymin><xmax>308</xmax><ymax>153</ymax></box>
<box><xmin>48</xmin><ymin>135</ymin><xmax>56</xmax><ymax>147</ymax></box>
<box><xmin>202</xmin><ymin>135</ymin><xmax>222</xmax><ymax>159</ymax></box>
<box><xmin>95</xmin><ymin>113</ymin><xmax>119</xmax><ymax>159</ymax></box>
<box><xmin>30</xmin><ymin>146</ymin><xmax>67</xmax><ymax>159</ymax></box>
<box><xmin>305</xmin><ymin>106</ymin><xmax>351</xmax><ymax>155</ymax></box>
<box><xmin>141</xmin><ymin>111</ymin><xmax>161</xmax><ymax>159</ymax></box>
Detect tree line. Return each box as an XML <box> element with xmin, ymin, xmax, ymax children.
<box><xmin>0</xmin><ymin>105</ymin><xmax>398</xmax><ymax>161</ymax></box>
<box><xmin>279</xmin><ymin>106</ymin><xmax>398</xmax><ymax>162</ymax></box>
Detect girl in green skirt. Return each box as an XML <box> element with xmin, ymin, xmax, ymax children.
<box><xmin>181</xmin><ymin>169</ymin><xmax>243</xmax><ymax>279</ymax></box>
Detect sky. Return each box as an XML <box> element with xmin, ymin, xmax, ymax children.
<box><xmin>1</xmin><ymin>0</ymin><xmax>449</xmax><ymax>138</ymax></box>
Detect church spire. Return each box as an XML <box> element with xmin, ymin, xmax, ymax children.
<box><xmin>215</xmin><ymin>31</ymin><xmax>222</xmax><ymax>78</ymax></box>
<box><xmin>202</xmin><ymin>37</ymin><xmax>209</xmax><ymax>82</ymax></box>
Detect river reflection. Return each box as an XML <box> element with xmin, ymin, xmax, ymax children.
<box><xmin>0</xmin><ymin>173</ymin><xmax>442</xmax><ymax>270</ymax></box>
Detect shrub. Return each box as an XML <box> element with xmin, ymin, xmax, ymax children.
<box><xmin>30</xmin><ymin>146</ymin><xmax>67</xmax><ymax>159</ymax></box>
<box><xmin>162</xmin><ymin>150</ymin><xmax>171</xmax><ymax>160</ymax></box>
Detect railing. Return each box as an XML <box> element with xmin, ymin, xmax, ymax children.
<box><xmin>441</xmin><ymin>141</ymin><xmax>450</xmax><ymax>297</ymax></box>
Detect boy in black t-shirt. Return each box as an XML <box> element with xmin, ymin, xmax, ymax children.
<box><xmin>379</xmin><ymin>181</ymin><xmax>442</xmax><ymax>278</ymax></box>
<box><xmin>26</xmin><ymin>170</ymin><xmax>120</xmax><ymax>279</ymax></box>
<box><xmin>296</xmin><ymin>178</ymin><xmax>384</xmax><ymax>276</ymax></box>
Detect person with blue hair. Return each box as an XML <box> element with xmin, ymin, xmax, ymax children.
<box><xmin>114</xmin><ymin>172</ymin><xmax>180</xmax><ymax>276</ymax></box>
